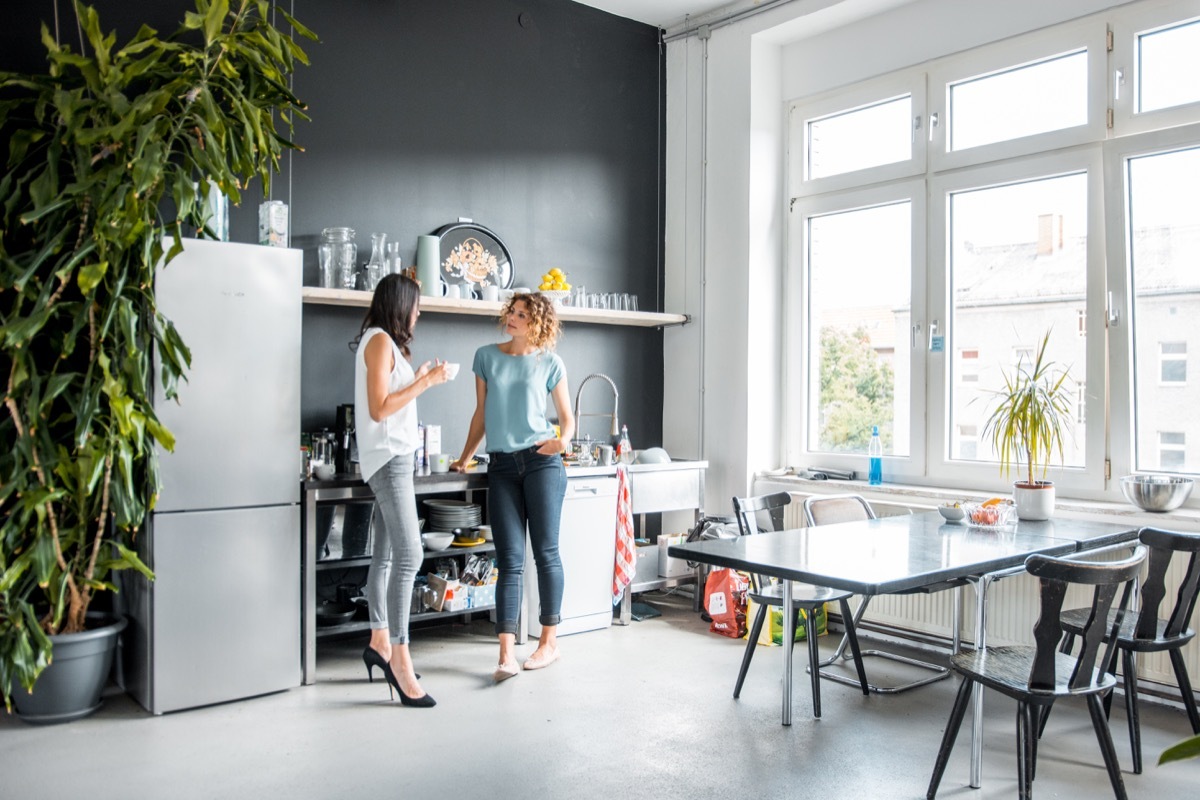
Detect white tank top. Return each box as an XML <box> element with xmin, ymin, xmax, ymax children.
<box><xmin>354</xmin><ymin>328</ymin><xmax>419</xmax><ymax>481</ymax></box>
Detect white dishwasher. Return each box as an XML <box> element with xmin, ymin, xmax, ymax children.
<box><xmin>525</xmin><ymin>475</ymin><xmax>618</xmax><ymax>638</ymax></box>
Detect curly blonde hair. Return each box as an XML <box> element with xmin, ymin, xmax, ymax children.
<box><xmin>500</xmin><ymin>292</ymin><xmax>561</xmax><ymax>350</ymax></box>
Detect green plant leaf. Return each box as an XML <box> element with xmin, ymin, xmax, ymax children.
<box><xmin>1158</xmin><ymin>733</ymin><xmax>1200</xmax><ymax>765</ymax></box>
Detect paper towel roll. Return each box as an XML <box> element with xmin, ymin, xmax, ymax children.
<box><xmin>416</xmin><ymin>235</ymin><xmax>440</xmax><ymax>296</ymax></box>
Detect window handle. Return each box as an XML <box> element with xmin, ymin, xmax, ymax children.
<box><xmin>1114</xmin><ymin>67</ymin><xmax>1124</xmax><ymax>101</ymax></box>
<box><xmin>928</xmin><ymin>112</ymin><xmax>939</xmax><ymax>142</ymax></box>
<box><xmin>913</xmin><ymin>115</ymin><xmax>922</xmax><ymax>143</ymax></box>
<box><xmin>1107</xmin><ymin>291</ymin><xmax>1120</xmax><ymax>327</ymax></box>
<box><xmin>911</xmin><ymin>322</ymin><xmax>922</xmax><ymax>349</ymax></box>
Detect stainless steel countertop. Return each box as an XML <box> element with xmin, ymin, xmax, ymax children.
<box><xmin>303</xmin><ymin>458</ymin><xmax>709</xmax><ymax>488</ymax></box>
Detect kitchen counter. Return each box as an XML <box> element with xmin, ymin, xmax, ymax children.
<box><xmin>304</xmin><ymin>457</ymin><xmax>709</xmax><ymax>487</ymax></box>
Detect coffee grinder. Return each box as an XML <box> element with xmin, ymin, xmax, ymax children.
<box><xmin>335</xmin><ymin>404</ymin><xmax>359</xmax><ymax>475</ymax></box>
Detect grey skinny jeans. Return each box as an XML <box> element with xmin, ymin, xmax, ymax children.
<box><xmin>365</xmin><ymin>453</ymin><xmax>422</xmax><ymax>645</ymax></box>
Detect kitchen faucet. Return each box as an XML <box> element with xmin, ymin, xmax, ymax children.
<box><xmin>573</xmin><ymin>373</ymin><xmax>620</xmax><ymax>442</ymax></box>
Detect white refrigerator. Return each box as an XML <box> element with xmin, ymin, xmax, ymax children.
<box><xmin>125</xmin><ymin>238</ymin><xmax>302</xmax><ymax>714</ymax></box>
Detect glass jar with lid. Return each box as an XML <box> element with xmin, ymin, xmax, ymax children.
<box><xmin>319</xmin><ymin>227</ymin><xmax>357</xmax><ymax>290</ymax></box>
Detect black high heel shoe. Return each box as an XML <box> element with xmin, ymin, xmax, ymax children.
<box><xmin>380</xmin><ymin>661</ymin><xmax>437</xmax><ymax>708</ymax></box>
<box><xmin>362</xmin><ymin>647</ymin><xmax>419</xmax><ymax>681</ymax></box>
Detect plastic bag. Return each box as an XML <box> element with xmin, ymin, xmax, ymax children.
<box><xmin>704</xmin><ymin>568</ymin><xmax>748</xmax><ymax>639</ymax></box>
<box><xmin>747</xmin><ymin>597</ymin><xmax>827</xmax><ymax>645</ymax></box>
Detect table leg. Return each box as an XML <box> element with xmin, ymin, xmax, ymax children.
<box><xmin>302</xmin><ymin>488</ymin><xmax>317</xmax><ymax>686</ymax></box>
<box><xmin>783</xmin><ymin>578</ymin><xmax>794</xmax><ymax>726</ymax></box>
<box><xmin>970</xmin><ymin>573</ymin><xmax>993</xmax><ymax>788</ymax></box>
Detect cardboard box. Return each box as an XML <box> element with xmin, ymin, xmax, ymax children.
<box><xmin>658</xmin><ymin>533</ymin><xmax>690</xmax><ymax>578</ymax></box>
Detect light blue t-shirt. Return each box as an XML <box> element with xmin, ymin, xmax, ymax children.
<box><xmin>472</xmin><ymin>344</ymin><xmax>566</xmax><ymax>453</ymax></box>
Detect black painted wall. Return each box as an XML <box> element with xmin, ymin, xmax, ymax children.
<box><xmin>3</xmin><ymin>0</ymin><xmax>666</xmax><ymax>453</ymax></box>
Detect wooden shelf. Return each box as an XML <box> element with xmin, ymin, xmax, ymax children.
<box><xmin>302</xmin><ymin>286</ymin><xmax>688</xmax><ymax>328</ymax></box>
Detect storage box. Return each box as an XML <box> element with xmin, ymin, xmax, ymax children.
<box><xmin>425</xmin><ymin>573</ymin><xmax>463</xmax><ymax>613</ymax></box>
<box><xmin>658</xmin><ymin>533</ymin><xmax>690</xmax><ymax>578</ymax></box>
<box><xmin>633</xmin><ymin>542</ymin><xmax>658</xmax><ymax>587</ymax></box>
<box><xmin>467</xmin><ymin>583</ymin><xmax>496</xmax><ymax>608</ymax></box>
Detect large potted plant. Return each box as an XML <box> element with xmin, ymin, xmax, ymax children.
<box><xmin>0</xmin><ymin>0</ymin><xmax>313</xmax><ymax>720</ymax></box>
<box><xmin>981</xmin><ymin>331</ymin><xmax>1075</xmax><ymax>521</ymax></box>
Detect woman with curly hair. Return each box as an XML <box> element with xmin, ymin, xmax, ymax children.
<box><xmin>451</xmin><ymin>292</ymin><xmax>574</xmax><ymax>681</ymax></box>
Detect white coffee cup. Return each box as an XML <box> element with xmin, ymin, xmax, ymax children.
<box><xmin>481</xmin><ymin>284</ymin><xmax>499</xmax><ymax>302</ymax></box>
<box><xmin>430</xmin><ymin>453</ymin><xmax>452</xmax><ymax>473</ymax></box>
<box><xmin>442</xmin><ymin>282</ymin><xmax>461</xmax><ymax>299</ymax></box>
<box><xmin>444</xmin><ymin>362</ymin><xmax>460</xmax><ymax>380</ymax></box>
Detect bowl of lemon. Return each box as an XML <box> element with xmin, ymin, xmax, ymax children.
<box><xmin>538</xmin><ymin>268</ymin><xmax>572</xmax><ymax>305</ymax></box>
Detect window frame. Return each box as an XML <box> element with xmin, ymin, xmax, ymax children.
<box><xmin>1102</xmin><ymin>121</ymin><xmax>1200</xmax><ymax>481</ymax></box>
<box><xmin>1110</xmin><ymin>0</ymin><xmax>1200</xmax><ymax>136</ymax></box>
<box><xmin>788</xmin><ymin>69</ymin><xmax>926</xmax><ymax>199</ymax></box>
<box><xmin>926</xmin><ymin>20</ymin><xmax>1108</xmax><ymax>173</ymax></box>
<box><xmin>926</xmin><ymin>147</ymin><xmax>1107</xmax><ymax>495</ymax></box>
<box><xmin>784</xmin><ymin>178</ymin><xmax>927</xmax><ymax>478</ymax></box>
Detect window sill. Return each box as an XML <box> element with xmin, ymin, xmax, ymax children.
<box><xmin>753</xmin><ymin>472</ymin><xmax>1200</xmax><ymax>532</ymax></box>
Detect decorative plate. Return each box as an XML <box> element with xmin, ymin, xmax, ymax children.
<box><xmin>434</xmin><ymin>222</ymin><xmax>514</xmax><ymax>289</ymax></box>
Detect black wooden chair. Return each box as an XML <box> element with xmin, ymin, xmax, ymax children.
<box><xmin>731</xmin><ymin>492</ymin><xmax>869</xmax><ymax>718</ymax></box>
<box><xmin>1051</xmin><ymin>526</ymin><xmax>1200</xmax><ymax>773</ymax></box>
<box><xmin>803</xmin><ymin>494</ymin><xmax>966</xmax><ymax>693</ymax></box>
<box><xmin>927</xmin><ymin>546</ymin><xmax>1147</xmax><ymax>800</ymax></box>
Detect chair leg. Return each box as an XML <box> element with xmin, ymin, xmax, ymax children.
<box><xmin>1122</xmin><ymin>649</ymin><xmax>1141</xmax><ymax>774</ymax></box>
<box><xmin>801</xmin><ymin>607</ymin><xmax>822</xmax><ymax>718</ymax></box>
<box><xmin>1030</xmin><ymin>704</ymin><xmax>1041</xmax><ymax>782</ymax></box>
<box><xmin>927</xmin><ymin>676</ymin><xmax>974</xmax><ymax>800</ymax></box>
<box><xmin>1017</xmin><ymin>701</ymin><xmax>1035</xmax><ymax>800</ymax></box>
<box><xmin>1085</xmin><ymin>692</ymin><xmax>1129</xmax><ymax>800</ymax></box>
<box><xmin>838</xmin><ymin>597</ymin><xmax>869</xmax><ymax>695</ymax></box>
<box><xmin>734</xmin><ymin>604</ymin><xmax>767</xmax><ymax>699</ymax></box>
<box><xmin>1060</xmin><ymin>631</ymin><xmax>1076</xmax><ymax>655</ymax></box>
<box><xmin>1036</xmin><ymin>698</ymin><xmax>1054</xmax><ymax>739</ymax></box>
<box><xmin>1169</xmin><ymin>648</ymin><xmax>1200</xmax><ymax>733</ymax></box>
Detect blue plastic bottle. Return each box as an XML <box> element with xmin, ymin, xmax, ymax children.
<box><xmin>868</xmin><ymin>426</ymin><xmax>883</xmax><ymax>486</ymax></box>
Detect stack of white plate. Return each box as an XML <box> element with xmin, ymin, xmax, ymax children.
<box><xmin>423</xmin><ymin>499</ymin><xmax>483</xmax><ymax>531</ymax></box>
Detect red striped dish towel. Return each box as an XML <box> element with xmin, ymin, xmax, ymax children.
<box><xmin>612</xmin><ymin>464</ymin><xmax>636</xmax><ymax>605</ymax></box>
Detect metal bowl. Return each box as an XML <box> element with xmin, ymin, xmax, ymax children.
<box><xmin>1120</xmin><ymin>475</ymin><xmax>1194</xmax><ymax>512</ymax></box>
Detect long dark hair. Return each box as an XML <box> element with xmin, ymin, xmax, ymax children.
<box><xmin>351</xmin><ymin>273</ymin><xmax>420</xmax><ymax>358</ymax></box>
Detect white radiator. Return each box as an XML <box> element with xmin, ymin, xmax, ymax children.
<box><xmin>777</xmin><ymin>489</ymin><xmax>1198</xmax><ymax>695</ymax></box>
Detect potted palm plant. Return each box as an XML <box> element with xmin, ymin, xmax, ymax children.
<box><xmin>0</xmin><ymin>0</ymin><xmax>313</xmax><ymax>720</ymax></box>
<box><xmin>981</xmin><ymin>331</ymin><xmax>1075</xmax><ymax>521</ymax></box>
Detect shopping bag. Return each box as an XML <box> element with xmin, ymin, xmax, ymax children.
<box><xmin>704</xmin><ymin>568</ymin><xmax>748</xmax><ymax>639</ymax></box>
<box><xmin>747</xmin><ymin>597</ymin><xmax>828</xmax><ymax>645</ymax></box>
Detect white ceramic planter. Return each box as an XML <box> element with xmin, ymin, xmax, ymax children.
<box><xmin>1014</xmin><ymin>481</ymin><xmax>1055</xmax><ymax>521</ymax></box>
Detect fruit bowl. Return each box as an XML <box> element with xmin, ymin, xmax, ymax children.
<box><xmin>962</xmin><ymin>501</ymin><xmax>1016</xmax><ymax>529</ymax></box>
<box><xmin>937</xmin><ymin>504</ymin><xmax>965</xmax><ymax>522</ymax></box>
<box><xmin>421</xmin><ymin>532</ymin><xmax>454</xmax><ymax>551</ymax></box>
<box><xmin>539</xmin><ymin>289</ymin><xmax>570</xmax><ymax>306</ymax></box>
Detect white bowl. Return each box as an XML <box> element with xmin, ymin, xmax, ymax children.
<box><xmin>539</xmin><ymin>289</ymin><xmax>571</xmax><ymax>306</ymax></box>
<box><xmin>421</xmin><ymin>532</ymin><xmax>454</xmax><ymax>551</ymax></box>
<box><xmin>313</xmin><ymin>463</ymin><xmax>335</xmax><ymax>480</ymax></box>
<box><xmin>937</xmin><ymin>504</ymin><xmax>965</xmax><ymax>522</ymax></box>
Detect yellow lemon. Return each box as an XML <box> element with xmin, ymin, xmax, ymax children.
<box><xmin>550</xmin><ymin>268</ymin><xmax>564</xmax><ymax>278</ymax></box>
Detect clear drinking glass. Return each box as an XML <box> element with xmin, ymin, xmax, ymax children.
<box><xmin>571</xmin><ymin>285</ymin><xmax>587</xmax><ymax>307</ymax></box>
<box><xmin>628</xmin><ymin>294</ymin><xmax>638</xmax><ymax>312</ymax></box>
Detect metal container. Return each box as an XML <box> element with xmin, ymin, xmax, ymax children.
<box><xmin>1120</xmin><ymin>475</ymin><xmax>1194</xmax><ymax>512</ymax></box>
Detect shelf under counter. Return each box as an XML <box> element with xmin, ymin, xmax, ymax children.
<box><xmin>303</xmin><ymin>286</ymin><xmax>689</xmax><ymax>328</ymax></box>
<box><xmin>316</xmin><ymin>605</ymin><xmax>497</xmax><ymax>639</ymax></box>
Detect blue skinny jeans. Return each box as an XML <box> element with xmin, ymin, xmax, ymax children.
<box><xmin>487</xmin><ymin>447</ymin><xmax>567</xmax><ymax>635</ymax></box>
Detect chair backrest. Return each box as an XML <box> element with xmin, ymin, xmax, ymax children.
<box><xmin>732</xmin><ymin>493</ymin><xmax>791</xmax><ymax>537</ymax></box>
<box><xmin>802</xmin><ymin>494</ymin><xmax>876</xmax><ymax>527</ymax></box>
<box><xmin>1134</xmin><ymin>527</ymin><xmax>1200</xmax><ymax>641</ymax></box>
<box><xmin>732</xmin><ymin>493</ymin><xmax>793</xmax><ymax>593</ymax></box>
<box><xmin>1024</xmin><ymin>546</ymin><xmax>1147</xmax><ymax>692</ymax></box>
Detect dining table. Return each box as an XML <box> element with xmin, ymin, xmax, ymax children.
<box><xmin>669</xmin><ymin>510</ymin><xmax>1139</xmax><ymax>789</ymax></box>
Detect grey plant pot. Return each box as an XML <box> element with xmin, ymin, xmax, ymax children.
<box><xmin>12</xmin><ymin>615</ymin><xmax>128</xmax><ymax>724</ymax></box>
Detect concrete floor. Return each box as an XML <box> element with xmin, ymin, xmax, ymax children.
<box><xmin>1</xmin><ymin>590</ymin><xmax>1197</xmax><ymax>799</ymax></box>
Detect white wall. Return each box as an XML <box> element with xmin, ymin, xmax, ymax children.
<box><xmin>664</xmin><ymin>0</ymin><xmax>1136</xmax><ymax>511</ymax></box>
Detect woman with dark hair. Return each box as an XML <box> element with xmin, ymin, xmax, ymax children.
<box><xmin>450</xmin><ymin>292</ymin><xmax>574</xmax><ymax>682</ymax></box>
<box><xmin>354</xmin><ymin>273</ymin><xmax>450</xmax><ymax>708</ymax></box>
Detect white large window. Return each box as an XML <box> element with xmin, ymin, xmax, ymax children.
<box><xmin>787</xmin><ymin>0</ymin><xmax>1200</xmax><ymax>496</ymax></box>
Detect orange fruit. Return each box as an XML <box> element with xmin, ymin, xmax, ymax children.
<box><xmin>981</xmin><ymin>497</ymin><xmax>1006</xmax><ymax>507</ymax></box>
